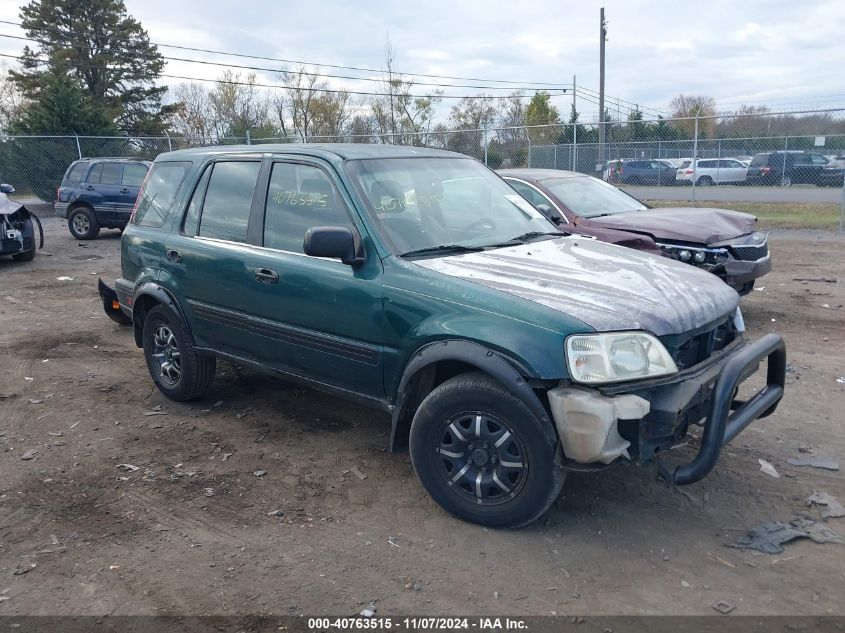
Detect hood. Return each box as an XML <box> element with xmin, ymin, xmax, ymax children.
<box><xmin>568</xmin><ymin>224</ymin><xmax>662</xmax><ymax>256</ymax></box>
<box><xmin>583</xmin><ymin>207</ymin><xmax>757</xmax><ymax>244</ymax></box>
<box><xmin>0</xmin><ymin>192</ymin><xmax>24</xmax><ymax>217</ymax></box>
<box><xmin>413</xmin><ymin>237</ymin><xmax>739</xmax><ymax>336</ymax></box>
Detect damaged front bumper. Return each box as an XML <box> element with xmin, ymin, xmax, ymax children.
<box><xmin>723</xmin><ymin>255</ymin><xmax>772</xmax><ymax>289</ymax></box>
<box><xmin>548</xmin><ymin>333</ymin><xmax>786</xmax><ymax>485</ymax></box>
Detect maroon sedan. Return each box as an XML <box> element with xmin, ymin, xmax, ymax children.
<box><xmin>499</xmin><ymin>168</ymin><xmax>771</xmax><ymax>295</ymax></box>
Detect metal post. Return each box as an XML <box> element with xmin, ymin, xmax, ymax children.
<box><xmin>572</xmin><ymin>74</ymin><xmax>578</xmax><ymax>172</ymax></box>
<box><xmin>554</xmin><ymin>144</ymin><xmax>558</xmax><ymax>169</ymax></box>
<box><xmin>691</xmin><ymin>115</ymin><xmax>699</xmax><ymax>206</ymax></box>
<box><xmin>246</xmin><ymin>130</ymin><xmax>252</xmax><ymax>145</ymax></box>
<box><xmin>483</xmin><ymin>127</ymin><xmax>488</xmax><ymax>166</ymax></box>
<box><xmin>527</xmin><ymin>134</ymin><xmax>532</xmax><ymax>168</ymax></box>
<box><xmin>840</xmin><ymin>175</ymin><xmax>845</xmax><ymax>233</ymax></box>
<box><xmin>164</xmin><ymin>130</ymin><xmax>173</xmax><ymax>152</ymax></box>
<box><xmin>716</xmin><ymin>138</ymin><xmax>721</xmax><ymax>184</ymax></box>
<box><xmin>781</xmin><ymin>136</ymin><xmax>788</xmax><ymax>185</ymax></box>
<box><xmin>75</xmin><ymin>135</ymin><xmax>82</xmax><ymax>159</ymax></box>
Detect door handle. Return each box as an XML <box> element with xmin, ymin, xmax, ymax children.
<box><xmin>166</xmin><ymin>249</ymin><xmax>182</xmax><ymax>263</ymax></box>
<box><xmin>84</xmin><ymin>185</ymin><xmax>95</xmax><ymax>190</ymax></box>
<box><xmin>120</xmin><ymin>187</ymin><xmax>130</xmax><ymax>193</ymax></box>
<box><xmin>254</xmin><ymin>268</ymin><xmax>279</xmax><ymax>283</ymax></box>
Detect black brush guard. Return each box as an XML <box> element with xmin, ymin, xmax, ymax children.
<box><xmin>659</xmin><ymin>333</ymin><xmax>786</xmax><ymax>485</ymax></box>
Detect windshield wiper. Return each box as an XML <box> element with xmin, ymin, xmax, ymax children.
<box><xmin>484</xmin><ymin>231</ymin><xmax>566</xmax><ymax>248</ymax></box>
<box><xmin>400</xmin><ymin>244</ymin><xmax>486</xmax><ymax>258</ymax></box>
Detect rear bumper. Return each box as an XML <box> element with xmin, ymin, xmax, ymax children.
<box><xmin>54</xmin><ymin>202</ymin><xmax>70</xmax><ymax>218</ymax></box>
<box><xmin>97</xmin><ymin>278</ymin><xmax>133</xmax><ymax>325</ymax></box>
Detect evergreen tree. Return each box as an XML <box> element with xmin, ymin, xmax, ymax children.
<box><xmin>10</xmin><ymin>65</ymin><xmax>114</xmax><ymax>134</ymax></box>
<box><xmin>10</xmin><ymin>0</ymin><xmax>167</xmax><ymax>133</ymax></box>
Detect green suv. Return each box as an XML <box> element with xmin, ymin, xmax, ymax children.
<box><xmin>100</xmin><ymin>144</ymin><xmax>786</xmax><ymax>528</ymax></box>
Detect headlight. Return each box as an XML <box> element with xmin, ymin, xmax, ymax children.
<box><xmin>565</xmin><ymin>332</ymin><xmax>678</xmax><ymax>384</ymax></box>
<box><xmin>657</xmin><ymin>243</ymin><xmax>730</xmax><ymax>266</ymax></box>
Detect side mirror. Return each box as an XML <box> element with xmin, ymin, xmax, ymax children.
<box><xmin>536</xmin><ymin>203</ymin><xmax>563</xmax><ymax>224</ymax></box>
<box><xmin>0</xmin><ymin>183</ymin><xmax>14</xmax><ymax>194</ymax></box>
<box><xmin>303</xmin><ymin>226</ymin><xmax>365</xmax><ymax>266</ymax></box>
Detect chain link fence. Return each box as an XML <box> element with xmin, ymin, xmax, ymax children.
<box><xmin>2</xmin><ymin>108</ymin><xmax>843</xmax><ymax>229</ymax></box>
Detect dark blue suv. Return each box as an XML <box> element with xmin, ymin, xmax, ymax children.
<box><xmin>55</xmin><ymin>158</ymin><xmax>151</xmax><ymax>239</ymax></box>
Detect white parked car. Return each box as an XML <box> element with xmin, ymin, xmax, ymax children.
<box><xmin>676</xmin><ymin>158</ymin><xmax>749</xmax><ymax>185</ymax></box>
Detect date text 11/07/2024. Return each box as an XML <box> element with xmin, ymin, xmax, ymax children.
<box><xmin>307</xmin><ymin>617</ymin><xmax>527</xmax><ymax>630</ymax></box>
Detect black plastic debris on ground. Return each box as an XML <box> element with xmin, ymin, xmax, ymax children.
<box><xmin>728</xmin><ymin>518</ymin><xmax>845</xmax><ymax>555</ymax></box>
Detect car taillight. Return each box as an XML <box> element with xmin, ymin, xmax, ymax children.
<box><xmin>56</xmin><ymin>187</ymin><xmax>60</xmax><ymax>201</ymax></box>
<box><xmin>761</xmin><ymin>167</ymin><xmax>771</xmax><ymax>174</ymax></box>
<box><xmin>685</xmin><ymin>169</ymin><xmax>694</xmax><ymax>174</ymax></box>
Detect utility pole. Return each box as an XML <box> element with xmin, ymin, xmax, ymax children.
<box><xmin>598</xmin><ymin>7</ymin><xmax>607</xmax><ymax>168</ymax></box>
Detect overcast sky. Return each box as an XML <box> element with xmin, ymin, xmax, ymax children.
<box><xmin>1</xmin><ymin>0</ymin><xmax>843</xmax><ymax>121</ymax></box>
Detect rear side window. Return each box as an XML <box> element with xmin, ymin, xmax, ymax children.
<box><xmin>122</xmin><ymin>163</ymin><xmax>149</xmax><ymax>187</ymax></box>
<box><xmin>100</xmin><ymin>162</ymin><xmax>123</xmax><ymax>185</ymax></box>
<box><xmin>197</xmin><ymin>161</ymin><xmax>261</xmax><ymax>243</ymax></box>
<box><xmin>263</xmin><ymin>162</ymin><xmax>352</xmax><ymax>253</ymax></box>
<box><xmin>679</xmin><ymin>160</ymin><xmax>691</xmax><ymax>169</ymax></box>
<box><xmin>86</xmin><ymin>163</ymin><xmax>103</xmax><ymax>183</ymax></box>
<box><xmin>699</xmin><ymin>160</ymin><xmax>717</xmax><ymax>168</ymax></box>
<box><xmin>64</xmin><ymin>162</ymin><xmax>88</xmax><ymax>184</ymax></box>
<box><xmin>132</xmin><ymin>161</ymin><xmax>192</xmax><ymax>228</ymax></box>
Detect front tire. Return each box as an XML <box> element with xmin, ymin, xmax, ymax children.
<box><xmin>409</xmin><ymin>372</ymin><xmax>565</xmax><ymax>528</ymax></box>
<box><xmin>142</xmin><ymin>305</ymin><xmax>216</xmax><ymax>401</ymax></box>
<box><xmin>68</xmin><ymin>206</ymin><xmax>100</xmax><ymax>240</ymax></box>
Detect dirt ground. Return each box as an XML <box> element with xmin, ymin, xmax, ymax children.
<box><xmin>1</xmin><ymin>215</ymin><xmax>844</xmax><ymax>617</ymax></box>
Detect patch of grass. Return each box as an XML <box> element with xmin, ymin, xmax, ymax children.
<box><xmin>645</xmin><ymin>200</ymin><xmax>843</xmax><ymax>230</ymax></box>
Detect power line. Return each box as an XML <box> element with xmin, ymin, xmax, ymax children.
<box><xmin>576</xmin><ymin>86</ymin><xmax>670</xmax><ymax>117</ymax></box>
<box><xmin>0</xmin><ymin>18</ymin><xmax>570</xmax><ymax>88</ymax></box>
<box><xmin>0</xmin><ymin>52</ymin><xmax>568</xmax><ymax>100</ymax></box>
<box><xmin>0</xmin><ymin>31</ymin><xmax>573</xmax><ymax>92</ymax></box>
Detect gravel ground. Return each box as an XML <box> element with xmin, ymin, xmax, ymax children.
<box><xmin>1</xmin><ymin>216</ymin><xmax>844</xmax><ymax>617</ymax></box>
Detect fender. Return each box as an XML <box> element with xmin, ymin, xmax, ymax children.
<box><xmin>390</xmin><ymin>339</ymin><xmax>558</xmax><ymax>452</ymax></box>
<box><xmin>131</xmin><ymin>282</ymin><xmax>194</xmax><ymax>348</ymax></box>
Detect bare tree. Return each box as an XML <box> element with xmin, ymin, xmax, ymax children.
<box><xmin>447</xmin><ymin>96</ymin><xmax>496</xmax><ymax>158</ymax></box>
<box><xmin>209</xmin><ymin>71</ymin><xmax>274</xmax><ymax>139</ymax></box>
<box><xmin>371</xmin><ymin>35</ymin><xmax>441</xmax><ymax>145</ymax></box>
<box><xmin>274</xmin><ymin>66</ymin><xmax>356</xmax><ymax>141</ymax></box>
<box><xmin>0</xmin><ymin>62</ymin><xmax>25</xmax><ymax>131</ymax></box>
<box><xmin>169</xmin><ymin>82</ymin><xmax>215</xmax><ymax>138</ymax></box>
<box><xmin>669</xmin><ymin>94</ymin><xmax>717</xmax><ymax>137</ymax></box>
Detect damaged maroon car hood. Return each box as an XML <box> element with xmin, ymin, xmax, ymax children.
<box><xmin>583</xmin><ymin>207</ymin><xmax>758</xmax><ymax>244</ymax></box>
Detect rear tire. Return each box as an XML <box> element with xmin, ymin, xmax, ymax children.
<box><xmin>696</xmin><ymin>176</ymin><xmax>713</xmax><ymax>186</ymax></box>
<box><xmin>68</xmin><ymin>206</ymin><xmax>100</xmax><ymax>240</ymax></box>
<box><xmin>409</xmin><ymin>372</ymin><xmax>565</xmax><ymax>528</ymax></box>
<box><xmin>142</xmin><ymin>304</ymin><xmax>216</xmax><ymax>401</ymax></box>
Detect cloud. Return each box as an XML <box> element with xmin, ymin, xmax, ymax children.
<box><xmin>1</xmin><ymin>0</ymin><xmax>842</xmax><ymax>119</ymax></box>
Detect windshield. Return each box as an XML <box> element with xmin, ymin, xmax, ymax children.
<box><xmin>540</xmin><ymin>175</ymin><xmax>647</xmax><ymax>218</ymax></box>
<box><xmin>346</xmin><ymin>157</ymin><xmax>559</xmax><ymax>255</ymax></box>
